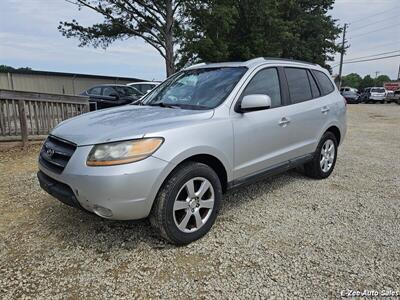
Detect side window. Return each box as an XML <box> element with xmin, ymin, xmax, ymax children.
<box><xmin>143</xmin><ymin>84</ymin><xmax>154</xmax><ymax>92</ymax></box>
<box><xmin>284</xmin><ymin>68</ymin><xmax>312</xmax><ymax>103</ymax></box>
<box><xmin>88</xmin><ymin>87</ymin><xmax>101</xmax><ymax>95</ymax></box>
<box><xmin>313</xmin><ymin>70</ymin><xmax>335</xmax><ymax>95</ymax></box>
<box><xmin>241</xmin><ymin>68</ymin><xmax>281</xmax><ymax>108</ymax></box>
<box><xmin>135</xmin><ymin>84</ymin><xmax>144</xmax><ymax>93</ymax></box>
<box><xmin>103</xmin><ymin>87</ymin><xmax>117</xmax><ymax>97</ymax></box>
<box><xmin>307</xmin><ymin>70</ymin><xmax>321</xmax><ymax>98</ymax></box>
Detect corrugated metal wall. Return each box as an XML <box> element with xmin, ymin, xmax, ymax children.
<box><xmin>0</xmin><ymin>72</ymin><xmax>141</xmax><ymax>95</ymax></box>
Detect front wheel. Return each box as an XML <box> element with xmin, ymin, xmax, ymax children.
<box><xmin>304</xmin><ymin>132</ymin><xmax>338</xmax><ymax>179</ymax></box>
<box><xmin>150</xmin><ymin>162</ymin><xmax>222</xmax><ymax>245</ymax></box>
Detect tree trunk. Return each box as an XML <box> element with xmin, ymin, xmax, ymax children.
<box><xmin>165</xmin><ymin>0</ymin><xmax>175</xmax><ymax>77</ymax></box>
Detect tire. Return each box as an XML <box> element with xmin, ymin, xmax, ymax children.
<box><xmin>304</xmin><ymin>132</ymin><xmax>338</xmax><ymax>179</ymax></box>
<box><xmin>150</xmin><ymin>162</ymin><xmax>222</xmax><ymax>245</ymax></box>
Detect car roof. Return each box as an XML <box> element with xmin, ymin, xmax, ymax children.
<box><xmin>184</xmin><ymin>57</ymin><xmax>323</xmax><ymax>71</ymax></box>
<box><xmin>91</xmin><ymin>84</ymin><xmax>136</xmax><ymax>87</ymax></box>
<box><xmin>127</xmin><ymin>81</ymin><xmax>160</xmax><ymax>85</ymax></box>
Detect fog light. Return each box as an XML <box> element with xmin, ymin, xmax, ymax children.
<box><xmin>93</xmin><ymin>205</ymin><xmax>113</xmax><ymax>218</ymax></box>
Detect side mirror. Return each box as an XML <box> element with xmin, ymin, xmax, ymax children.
<box><xmin>237</xmin><ymin>94</ymin><xmax>272</xmax><ymax>113</ymax></box>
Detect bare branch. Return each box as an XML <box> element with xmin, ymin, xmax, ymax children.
<box><xmin>109</xmin><ymin>0</ymin><xmax>166</xmax><ymax>45</ymax></box>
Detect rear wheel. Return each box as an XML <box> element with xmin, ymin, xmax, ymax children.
<box><xmin>304</xmin><ymin>132</ymin><xmax>338</xmax><ymax>179</ymax></box>
<box><xmin>150</xmin><ymin>162</ymin><xmax>222</xmax><ymax>245</ymax></box>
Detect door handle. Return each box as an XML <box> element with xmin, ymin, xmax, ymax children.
<box><xmin>278</xmin><ymin>117</ymin><xmax>291</xmax><ymax>127</ymax></box>
<box><xmin>321</xmin><ymin>106</ymin><xmax>330</xmax><ymax>113</ymax></box>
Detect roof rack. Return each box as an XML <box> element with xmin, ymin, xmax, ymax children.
<box><xmin>187</xmin><ymin>62</ymin><xmax>207</xmax><ymax>68</ymax></box>
<box><xmin>261</xmin><ymin>57</ymin><xmax>319</xmax><ymax>66</ymax></box>
<box><xmin>245</xmin><ymin>57</ymin><xmax>266</xmax><ymax>64</ymax></box>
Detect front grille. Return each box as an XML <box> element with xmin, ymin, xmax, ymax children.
<box><xmin>39</xmin><ymin>135</ymin><xmax>76</xmax><ymax>174</ymax></box>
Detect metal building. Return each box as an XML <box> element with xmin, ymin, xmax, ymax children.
<box><xmin>0</xmin><ymin>69</ymin><xmax>145</xmax><ymax>95</ymax></box>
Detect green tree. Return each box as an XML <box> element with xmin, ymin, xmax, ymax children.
<box><xmin>59</xmin><ymin>0</ymin><xmax>183</xmax><ymax>77</ymax></box>
<box><xmin>341</xmin><ymin>73</ymin><xmax>362</xmax><ymax>89</ymax></box>
<box><xmin>374</xmin><ymin>75</ymin><xmax>391</xmax><ymax>87</ymax></box>
<box><xmin>0</xmin><ymin>65</ymin><xmax>32</xmax><ymax>72</ymax></box>
<box><xmin>360</xmin><ymin>75</ymin><xmax>375</xmax><ymax>90</ymax></box>
<box><xmin>178</xmin><ymin>0</ymin><xmax>342</xmax><ymax>70</ymax></box>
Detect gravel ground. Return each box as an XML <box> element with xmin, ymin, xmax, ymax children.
<box><xmin>1</xmin><ymin>104</ymin><xmax>399</xmax><ymax>299</ymax></box>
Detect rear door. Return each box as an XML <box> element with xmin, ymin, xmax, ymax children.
<box><xmin>99</xmin><ymin>86</ymin><xmax>120</xmax><ymax>109</ymax></box>
<box><xmin>279</xmin><ymin>67</ymin><xmax>333</xmax><ymax>157</ymax></box>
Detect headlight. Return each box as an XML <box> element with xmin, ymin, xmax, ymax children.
<box><xmin>86</xmin><ymin>138</ymin><xmax>164</xmax><ymax>166</ymax></box>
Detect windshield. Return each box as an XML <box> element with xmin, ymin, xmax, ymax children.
<box><xmin>142</xmin><ymin>67</ymin><xmax>247</xmax><ymax>109</ymax></box>
<box><xmin>371</xmin><ymin>88</ymin><xmax>385</xmax><ymax>93</ymax></box>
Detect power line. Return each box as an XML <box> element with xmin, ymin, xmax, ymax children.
<box><xmin>347</xmin><ymin>6</ymin><xmax>400</xmax><ymax>25</ymax></box>
<box><xmin>331</xmin><ymin>50</ymin><xmax>400</xmax><ymax>65</ymax></box>
<box><xmin>345</xmin><ymin>50</ymin><xmax>400</xmax><ymax>62</ymax></box>
<box><xmin>344</xmin><ymin>54</ymin><xmax>400</xmax><ymax>64</ymax></box>
<box><xmin>348</xmin><ymin>40</ymin><xmax>400</xmax><ymax>52</ymax></box>
<box><xmin>348</xmin><ymin>23</ymin><xmax>400</xmax><ymax>39</ymax></box>
<box><xmin>332</xmin><ymin>54</ymin><xmax>400</xmax><ymax>68</ymax></box>
<box><xmin>350</xmin><ymin>16</ymin><xmax>399</xmax><ymax>32</ymax></box>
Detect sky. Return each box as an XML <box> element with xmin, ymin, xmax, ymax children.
<box><xmin>0</xmin><ymin>0</ymin><xmax>399</xmax><ymax>81</ymax></box>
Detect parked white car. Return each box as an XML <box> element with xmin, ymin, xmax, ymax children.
<box><xmin>369</xmin><ymin>87</ymin><xmax>386</xmax><ymax>102</ymax></box>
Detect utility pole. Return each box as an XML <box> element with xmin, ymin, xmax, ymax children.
<box><xmin>397</xmin><ymin>64</ymin><xmax>400</xmax><ymax>80</ymax></box>
<box><xmin>374</xmin><ymin>71</ymin><xmax>380</xmax><ymax>78</ymax></box>
<box><xmin>338</xmin><ymin>23</ymin><xmax>347</xmax><ymax>89</ymax></box>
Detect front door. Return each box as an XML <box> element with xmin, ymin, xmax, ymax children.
<box><xmin>232</xmin><ymin>67</ymin><xmax>294</xmax><ymax>180</ymax></box>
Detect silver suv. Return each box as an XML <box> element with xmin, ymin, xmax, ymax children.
<box><xmin>37</xmin><ymin>58</ymin><xmax>346</xmax><ymax>244</ymax></box>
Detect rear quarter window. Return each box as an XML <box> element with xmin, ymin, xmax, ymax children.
<box><xmin>313</xmin><ymin>70</ymin><xmax>335</xmax><ymax>96</ymax></box>
<box><xmin>307</xmin><ymin>70</ymin><xmax>321</xmax><ymax>98</ymax></box>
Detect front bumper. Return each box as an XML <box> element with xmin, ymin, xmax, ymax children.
<box><xmin>345</xmin><ymin>97</ymin><xmax>359</xmax><ymax>103</ymax></box>
<box><xmin>38</xmin><ymin>170</ymin><xmax>84</xmax><ymax>210</ymax></box>
<box><xmin>38</xmin><ymin>144</ymin><xmax>171</xmax><ymax>220</ymax></box>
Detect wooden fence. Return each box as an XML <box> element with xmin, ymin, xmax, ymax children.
<box><xmin>0</xmin><ymin>89</ymin><xmax>89</xmax><ymax>146</ymax></box>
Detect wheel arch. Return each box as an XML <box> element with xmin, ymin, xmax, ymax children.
<box><xmin>174</xmin><ymin>154</ymin><xmax>229</xmax><ymax>193</ymax></box>
<box><xmin>325</xmin><ymin>125</ymin><xmax>341</xmax><ymax>145</ymax></box>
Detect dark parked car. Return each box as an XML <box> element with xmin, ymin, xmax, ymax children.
<box><xmin>341</xmin><ymin>90</ymin><xmax>360</xmax><ymax>104</ymax></box>
<box><xmin>81</xmin><ymin>84</ymin><xmax>144</xmax><ymax>110</ymax></box>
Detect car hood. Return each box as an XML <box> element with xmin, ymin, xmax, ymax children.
<box><xmin>51</xmin><ymin>105</ymin><xmax>214</xmax><ymax>146</ymax></box>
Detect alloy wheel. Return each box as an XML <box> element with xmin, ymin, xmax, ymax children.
<box><xmin>173</xmin><ymin>177</ymin><xmax>215</xmax><ymax>233</ymax></box>
<box><xmin>320</xmin><ymin>139</ymin><xmax>335</xmax><ymax>173</ymax></box>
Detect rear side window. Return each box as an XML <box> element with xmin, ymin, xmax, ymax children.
<box><xmin>142</xmin><ymin>84</ymin><xmax>155</xmax><ymax>92</ymax></box>
<box><xmin>284</xmin><ymin>68</ymin><xmax>312</xmax><ymax>103</ymax></box>
<box><xmin>103</xmin><ymin>87</ymin><xmax>117</xmax><ymax>97</ymax></box>
<box><xmin>241</xmin><ymin>68</ymin><xmax>281</xmax><ymax>108</ymax></box>
<box><xmin>136</xmin><ymin>84</ymin><xmax>146</xmax><ymax>93</ymax></box>
<box><xmin>313</xmin><ymin>70</ymin><xmax>335</xmax><ymax>95</ymax></box>
<box><xmin>307</xmin><ymin>70</ymin><xmax>321</xmax><ymax>98</ymax></box>
<box><xmin>88</xmin><ymin>87</ymin><xmax>101</xmax><ymax>95</ymax></box>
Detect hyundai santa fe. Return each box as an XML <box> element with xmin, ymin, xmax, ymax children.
<box><xmin>37</xmin><ymin>58</ymin><xmax>346</xmax><ymax>245</ymax></box>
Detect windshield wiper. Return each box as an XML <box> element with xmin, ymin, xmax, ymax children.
<box><xmin>148</xmin><ymin>102</ymin><xmax>181</xmax><ymax>109</ymax></box>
